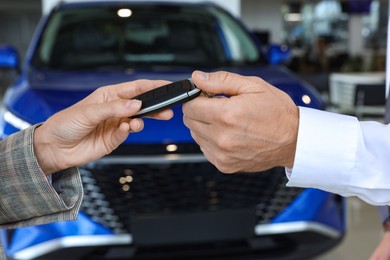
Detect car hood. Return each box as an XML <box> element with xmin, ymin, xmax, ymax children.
<box><xmin>6</xmin><ymin>66</ymin><xmax>322</xmax><ymax>144</ymax></box>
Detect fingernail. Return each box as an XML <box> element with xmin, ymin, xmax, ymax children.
<box><xmin>126</xmin><ymin>99</ymin><xmax>142</xmax><ymax>109</ymax></box>
<box><xmin>194</xmin><ymin>70</ymin><xmax>209</xmax><ymax>81</ymax></box>
<box><xmin>130</xmin><ymin>118</ymin><xmax>142</xmax><ymax>132</ymax></box>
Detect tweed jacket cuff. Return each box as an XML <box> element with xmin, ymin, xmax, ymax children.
<box><xmin>0</xmin><ymin>125</ymin><xmax>83</xmax><ymax>229</ymax></box>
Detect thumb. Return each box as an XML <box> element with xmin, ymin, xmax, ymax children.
<box><xmin>191</xmin><ymin>70</ymin><xmax>261</xmax><ymax>96</ymax></box>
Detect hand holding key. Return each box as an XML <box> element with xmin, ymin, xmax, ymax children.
<box><xmin>182</xmin><ymin>70</ymin><xmax>299</xmax><ymax>173</ymax></box>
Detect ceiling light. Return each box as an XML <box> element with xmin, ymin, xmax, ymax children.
<box><xmin>117</xmin><ymin>8</ymin><xmax>132</xmax><ymax>18</ymax></box>
<box><xmin>284</xmin><ymin>13</ymin><xmax>302</xmax><ymax>22</ymax></box>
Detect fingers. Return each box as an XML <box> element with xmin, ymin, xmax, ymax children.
<box><xmin>129</xmin><ymin>118</ymin><xmax>144</xmax><ymax>132</ymax></box>
<box><xmin>72</xmin><ymin>99</ymin><xmax>142</xmax><ymax>126</ymax></box>
<box><xmin>183</xmin><ymin>114</ymin><xmax>211</xmax><ymax>142</ymax></box>
<box><xmin>191</xmin><ymin>70</ymin><xmax>264</xmax><ymax>96</ymax></box>
<box><xmin>108</xmin><ymin>117</ymin><xmax>143</xmax><ymax>136</ymax></box>
<box><xmin>74</xmin><ymin>96</ymin><xmax>174</xmax><ymax>128</ymax></box>
<box><xmin>109</xmin><ymin>119</ymin><xmax>144</xmax><ymax>151</ymax></box>
<box><xmin>183</xmin><ymin>95</ymin><xmax>229</xmax><ymax>124</ymax></box>
<box><xmin>146</xmin><ymin>109</ymin><xmax>174</xmax><ymax>120</ymax></box>
<box><xmin>94</xmin><ymin>79</ymin><xmax>172</xmax><ymax>101</ymax></box>
<box><xmin>112</xmin><ymin>122</ymin><xmax>131</xmax><ymax>146</ymax></box>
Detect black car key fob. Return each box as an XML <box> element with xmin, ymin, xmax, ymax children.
<box><xmin>132</xmin><ymin>79</ymin><xmax>201</xmax><ymax>118</ymax></box>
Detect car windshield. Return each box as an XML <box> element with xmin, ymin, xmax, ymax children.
<box><xmin>31</xmin><ymin>4</ymin><xmax>263</xmax><ymax>71</ymax></box>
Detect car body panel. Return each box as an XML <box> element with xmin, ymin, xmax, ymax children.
<box><xmin>2</xmin><ymin>188</ymin><xmax>344</xmax><ymax>259</ymax></box>
<box><xmin>0</xmin><ymin>1</ymin><xmax>343</xmax><ymax>259</ymax></box>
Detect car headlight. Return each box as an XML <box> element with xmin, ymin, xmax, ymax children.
<box><xmin>301</xmin><ymin>94</ymin><xmax>312</xmax><ymax>105</ymax></box>
<box><xmin>1</xmin><ymin>106</ymin><xmax>32</xmax><ymax>131</ymax></box>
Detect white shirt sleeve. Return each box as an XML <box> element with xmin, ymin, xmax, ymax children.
<box><xmin>287</xmin><ymin>106</ymin><xmax>390</xmax><ymax>206</ymax></box>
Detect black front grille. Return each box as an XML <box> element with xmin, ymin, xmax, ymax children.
<box><xmin>80</xmin><ymin>152</ymin><xmax>303</xmax><ymax>235</ymax></box>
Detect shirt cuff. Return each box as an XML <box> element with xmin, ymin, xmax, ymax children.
<box><xmin>286</xmin><ymin>107</ymin><xmax>359</xmax><ymax>195</ymax></box>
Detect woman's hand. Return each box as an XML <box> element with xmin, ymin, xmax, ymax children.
<box><xmin>34</xmin><ymin>80</ymin><xmax>173</xmax><ymax>175</ymax></box>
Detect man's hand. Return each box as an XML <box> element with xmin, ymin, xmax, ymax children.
<box><xmin>34</xmin><ymin>80</ymin><xmax>173</xmax><ymax>175</ymax></box>
<box><xmin>370</xmin><ymin>231</ymin><xmax>390</xmax><ymax>260</ymax></box>
<box><xmin>183</xmin><ymin>71</ymin><xmax>299</xmax><ymax>173</ymax></box>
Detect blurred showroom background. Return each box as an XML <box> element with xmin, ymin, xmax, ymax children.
<box><xmin>1</xmin><ymin>0</ymin><xmax>389</xmax><ymax>113</ymax></box>
<box><xmin>0</xmin><ymin>0</ymin><xmax>389</xmax><ymax>259</ymax></box>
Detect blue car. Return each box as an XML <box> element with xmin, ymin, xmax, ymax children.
<box><xmin>0</xmin><ymin>1</ymin><xmax>344</xmax><ymax>259</ymax></box>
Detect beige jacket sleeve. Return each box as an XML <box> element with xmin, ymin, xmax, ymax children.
<box><xmin>0</xmin><ymin>125</ymin><xmax>83</xmax><ymax>229</ymax></box>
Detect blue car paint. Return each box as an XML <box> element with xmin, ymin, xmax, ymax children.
<box><xmin>1</xmin><ymin>212</ymin><xmax>113</xmax><ymax>256</ymax></box>
<box><xmin>0</xmin><ymin>45</ymin><xmax>19</xmax><ymax>69</ymax></box>
<box><xmin>267</xmin><ymin>44</ymin><xmax>291</xmax><ymax>65</ymax></box>
<box><xmin>272</xmin><ymin>189</ymin><xmax>345</xmax><ymax>232</ymax></box>
<box><xmin>0</xmin><ymin>1</ymin><xmax>341</xmax><ymax>256</ymax></box>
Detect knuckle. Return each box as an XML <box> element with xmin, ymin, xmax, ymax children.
<box><xmin>221</xmin><ymin>140</ymin><xmax>235</xmax><ymax>152</ymax></box>
<box><xmin>218</xmin><ymin>71</ymin><xmax>232</xmax><ymax>85</ymax></box>
<box><xmin>217</xmin><ymin>101</ymin><xmax>245</xmax><ymax>126</ymax></box>
<box><xmin>219</xmin><ymin>111</ymin><xmax>236</xmax><ymax>127</ymax></box>
<box><xmin>229</xmin><ymin>107</ymin><xmax>244</xmax><ymax>122</ymax></box>
<box><xmin>249</xmin><ymin>76</ymin><xmax>263</xmax><ymax>84</ymax></box>
<box><xmin>95</xmin><ymin>86</ymin><xmax>106</xmax><ymax>95</ymax></box>
<box><xmin>132</xmin><ymin>81</ymin><xmax>144</xmax><ymax>96</ymax></box>
<box><xmin>94</xmin><ymin>86</ymin><xmax>110</xmax><ymax>101</ymax></box>
<box><xmin>215</xmin><ymin>134</ymin><xmax>230</xmax><ymax>150</ymax></box>
<box><xmin>217</xmin><ymin>134</ymin><xmax>238</xmax><ymax>153</ymax></box>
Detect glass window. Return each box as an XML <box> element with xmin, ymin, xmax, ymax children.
<box><xmin>32</xmin><ymin>5</ymin><xmax>263</xmax><ymax>71</ymax></box>
<box><xmin>282</xmin><ymin>0</ymin><xmax>388</xmax><ymax>73</ymax></box>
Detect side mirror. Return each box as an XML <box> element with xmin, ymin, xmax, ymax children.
<box><xmin>0</xmin><ymin>45</ymin><xmax>20</xmax><ymax>71</ymax></box>
<box><xmin>267</xmin><ymin>44</ymin><xmax>291</xmax><ymax>65</ymax></box>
